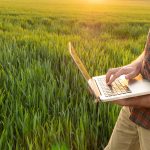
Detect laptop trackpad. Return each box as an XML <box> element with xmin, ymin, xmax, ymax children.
<box><xmin>128</xmin><ymin>78</ymin><xmax>150</xmax><ymax>93</ymax></box>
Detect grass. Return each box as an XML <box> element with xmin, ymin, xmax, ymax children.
<box><xmin>0</xmin><ymin>0</ymin><xmax>150</xmax><ymax>149</ymax></box>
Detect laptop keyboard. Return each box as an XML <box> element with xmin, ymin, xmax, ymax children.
<box><xmin>97</xmin><ymin>77</ymin><xmax>132</xmax><ymax>97</ymax></box>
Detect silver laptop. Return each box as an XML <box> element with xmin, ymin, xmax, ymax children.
<box><xmin>69</xmin><ymin>42</ymin><xmax>150</xmax><ymax>102</ymax></box>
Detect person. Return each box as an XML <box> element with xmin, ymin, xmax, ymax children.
<box><xmin>104</xmin><ymin>30</ymin><xmax>150</xmax><ymax>150</ymax></box>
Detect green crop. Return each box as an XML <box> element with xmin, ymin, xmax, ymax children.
<box><xmin>0</xmin><ymin>0</ymin><xmax>150</xmax><ymax>149</ymax></box>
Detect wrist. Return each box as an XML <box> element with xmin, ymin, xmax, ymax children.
<box><xmin>128</xmin><ymin>60</ymin><xmax>143</xmax><ymax>70</ymax></box>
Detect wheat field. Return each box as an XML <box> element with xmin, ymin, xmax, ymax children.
<box><xmin>0</xmin><ymin>0</ymin><xmax>150</xmax><ymax>149</ymax></box>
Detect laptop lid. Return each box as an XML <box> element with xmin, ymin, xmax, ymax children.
<box><xmin>68</xmin><ymin>42</ymin><xmax>101</xmax><ymax>101</ymax></box>
<box><xmin>68</xmin><ymin>42</ymin><xmax>91</xmax><ymax>81</ymax></box>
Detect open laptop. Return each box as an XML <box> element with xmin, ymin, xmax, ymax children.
<box><xmin>68</xmin><ymin>42</ymin><xmax>150</xmax><ymax>102</ymax></box>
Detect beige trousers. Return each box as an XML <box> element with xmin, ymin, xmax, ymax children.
<box><xmin>104</xmin><ymin>106</ymin><xmax>150</xmax><ymax>150</ymax></box>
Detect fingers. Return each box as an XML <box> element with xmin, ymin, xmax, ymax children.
<box><xmin>107</xmin><ymin>67</ymin><xmax>129</xmax><ymax>85</ymax></box>
<box><xmin>111</xmin><ymin>97</ymin><xmax>140</xmax><ymax>107</ymax></box>
<box><xmin>111</xmin><ymin>99</ymin><xmax>126</xmax><ymax>106</ymax></box>
<box><xmin>106</xmin><ymin>65</ymin><xmax>138</xmax><ymax>85</ymax></box>
<box><xmin>107</xmin><ymin>68</ymin><xmax>127</xmax><ymax>85</ymax></box>
<box><xmin>106</xmin><ymin>68</ymin><xmax>120</xmax><ymax>83</ymax></box>
<box><xmin>106</xmin><ymin>66</ymin><xmax>137</xmax><ymax>85</ymax></box>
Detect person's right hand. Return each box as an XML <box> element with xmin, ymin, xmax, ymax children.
<box><xmin>106</xmin><ymin>63</ymin><xmax>142</xmax><ymax>85</ymax></box>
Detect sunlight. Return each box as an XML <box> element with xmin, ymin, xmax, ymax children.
<box><xmin>88</xmin><ymin>0</ymin><xmax>106</xmax><ymax>4</ymax></box>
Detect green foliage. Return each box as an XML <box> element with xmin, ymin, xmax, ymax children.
<box><xmin>0</xmin><ymin>0</ymin><xmax>150</xmax><ymax>149</ymax></box>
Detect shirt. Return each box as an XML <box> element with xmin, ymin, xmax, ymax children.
<box><xmin>129</xmin><ymin>30</ymin><xmax>150</xmax><ymax>129</ymax></box>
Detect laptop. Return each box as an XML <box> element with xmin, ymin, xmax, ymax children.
<box><xmin>68</xmin><ymin>42</ymin><xmax>150</xmax><ymax>102</ymax></box>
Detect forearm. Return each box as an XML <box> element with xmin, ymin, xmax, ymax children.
<box><xmin>129</xmin><ymin>51</ymin><xmax>145</xmax><ymax>67</ymax></box>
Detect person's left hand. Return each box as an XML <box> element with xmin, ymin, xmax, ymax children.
<box><xmin>111</xmin><ymin>95</ymin><xmax>150</xmax><ymax>108</ymax></box>
<box><xmin>111</xmin><ymin>97</ymin><xmax>139</xmax><ymax>107</ymax></box>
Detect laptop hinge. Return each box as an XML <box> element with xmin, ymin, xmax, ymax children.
<box><xmin>88</xmin><ymin>78</ymin><xmax>101</xmax><ymax>103</ymax></box>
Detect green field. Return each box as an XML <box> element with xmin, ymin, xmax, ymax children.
<box><xmin>0</xmin><ymin>0</ymin><xmax>150</xmax><ymax>149</ymax></box>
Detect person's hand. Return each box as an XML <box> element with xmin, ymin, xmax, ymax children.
<box><xmin>111</xmin><ymin>94</ymin><xmax>150</xmax><ymax>108</ymax></box>
<box><xmin>106</xmin><ymin>63</ymin><xmax>142</xmax><ymax>85</ymax></box>
<box><xmin>111</xmin><ymin>97</ymin><xmax>139</xmax><ymax>107</ymax></box>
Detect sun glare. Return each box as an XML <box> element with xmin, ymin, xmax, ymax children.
<box><xmin>88</xmin><ymin>0</ymin><xmax>106</xmax><ymax>4</ymax></box>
